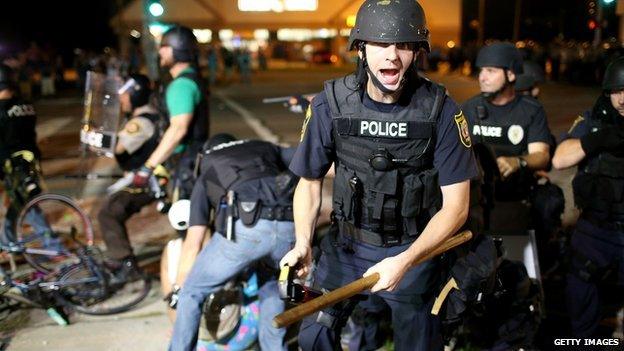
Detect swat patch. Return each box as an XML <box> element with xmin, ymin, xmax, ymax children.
<box><xmin>454</xmin><ymin>111</ymin><xmax>472</xmax><ymax>148</ymax></box>
<box><xmin>299</xmin><ymin>105</ymin><xmax>312</xmax><ymax>142</ymax></box>
<box><xmin>359</xmin><ymin>120</ymin><xmax>408</xmax><ymax>138</ymax></box>
<box><xmin>507</xmin><ymin>125</ymin><xmax>524</xmax><ymax>145</ymax></box>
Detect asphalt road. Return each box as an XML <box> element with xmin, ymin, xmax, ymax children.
<box><xmin>1</xmin><ymin>66</ymin><xmax>602</xmax><ymax>350</ymax></box>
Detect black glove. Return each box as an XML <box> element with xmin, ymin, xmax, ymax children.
<box><xmin>579</xmin><ymin>127</ymin><xmax>624</xmax><ymax>156</ymax></box>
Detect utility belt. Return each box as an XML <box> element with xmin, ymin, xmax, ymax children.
<box><xmin>581</xmin><ymin>211</ymin><xmax>624</xmax><ymax>232</ymax></box>
<box><xmin>337</xmin><ymin>220</ymin><xmax>417</xmax><ymax>247</ymax></box>
<box><xmin>215</xmin><ymin>201</ymin><xmax>293</xmax><ymax>234</ymax></box>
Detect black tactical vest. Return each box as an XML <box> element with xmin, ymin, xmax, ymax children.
<box><xmin>0</xmin><ymin>97</ymin><xmax>39</xmax><ymax>163</ymax></box>
<box><xmin>325</xmin><ymin>75</ymin><xmax>445</xmax><ymax>242</ymax></box>
<box><xmin>200</xmin><ymin>140</ymin><xmax>297</xmax><ymax>226</ymax></box>
<box><xmin>572</xmin><ymin>113</ymin><xmax>624</xmax><ymax>221</ymax></box>
<box><xmin>115</xmin><ymin>112</ymin><xmax>161</xmax><ymax>171</ymax></box>
<box><xmin>469</xmin><ymin>96</ymin><xmax>539</xmax><ymax>201</ymax></box>
<box><xmin>167</xmin><ymin>70</ymin><xmax>209</xmax><ymax>151</ymax></box>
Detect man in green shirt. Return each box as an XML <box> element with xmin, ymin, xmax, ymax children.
<box><xmin>133</xmin><ymin>26</ymin><xmax>209</xmax><ymax>199</ymax></box>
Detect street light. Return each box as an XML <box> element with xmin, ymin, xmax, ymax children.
<box><xmin>148</xmin><ymin>1</ymin><xmax>164</xmax><ymax>17</ymax></box>
<box><xmin>603</xmin><ymin>0</ymin><xmax>615</xmax><ymax>5</ymax></box>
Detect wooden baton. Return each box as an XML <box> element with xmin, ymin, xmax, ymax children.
<box><xmin>272</xmin><ymin>230</ymin><xmax>473</xmax><ymax>328</ymax></box>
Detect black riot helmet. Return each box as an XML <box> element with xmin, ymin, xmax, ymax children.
<box><xmin>0</xmin><ymin>64</ymin><xmax>15</xmax><ymax>91</ymax></box>
<box><xmin>347</xmin><ymin>0</ymin><xmax>430</xmax><ymax>53</ymax></box>
<box><xmin>118</xmin><ymin>74</ymin><xmax>152</xmax><ymax>109</ymax></box>
<box><xmin>602</xmin><ymin>56</ymin><xmax>624</xmax><ymax>91</ymax></box>
<box><xmin>160</xmin><ymin>26</ymin><xmax>198</xmax><ymax>63</ymax></box>
<box><xmin>204</xmin><ymin>133</ymin><xmax>237</xmax><ymax>151</ymax></box>
<box><xmin>515</xmin><ymin>61</ymin><xmax>545</xmax><ymax>92</ymax></box>
<box><xmin>476</xmin><ymin>42</ymin><xmax>524</xmax><ymax>75</ymax></box>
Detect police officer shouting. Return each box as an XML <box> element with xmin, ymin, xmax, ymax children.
<box><xmin>98</xmin><ymin>74</ymin><xmax>167</xmax><ymax>276</ymax></box>
<box><xmin>169</xmin><ymin>134</ymin><xmax>299</xmax><ymax>351</ymax></box>
<box><xmin>462</xmin><ymin>42</ymin><xmax>552</xmax><ymax>232</ymax></box>
<box><xmin>0</xmin><ymin>63</ymin><xmax>44</xmax><ymax>244</ymax></box>
<box><xmin>133</xmin><ymin>26</ymin><xmax>209</xmax><ymax>199</ymax></box>
<box><xmin>280</xmin><ymin>1</ymin><xmax>478</xmax><ymax>350</ymax></box>
<box><xmin>552</xmin><ymin>57</ymin><xmax>624</xmax><ymax>337</ymax></box>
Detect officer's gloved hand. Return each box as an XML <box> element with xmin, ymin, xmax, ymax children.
<box><xmin>287</xmin><ymin>95</ymin><xmax>311</xmax><ymax>114</ymax></box>
<box><xmin>580</xmin><ymin>127</ymin><xmax>624</xmax><ymax>156</ymax></box>
<box><xmin>132</xmin><ymin>164</ymin><xmax>153</xmax><ymax>188</ymax></box>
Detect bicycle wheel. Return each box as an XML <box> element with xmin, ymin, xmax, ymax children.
<box><xmin>55</xmin><ymin>262</ymin><xmax>151</xmax><ymax>315</ymax></box>
<box><xmin>15</xmin><ymin>193</ymin><xmax>94</xmax><ymax>273</ymax></box>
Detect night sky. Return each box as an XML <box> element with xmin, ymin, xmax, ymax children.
<box><xmin>0</xmin><ymin>0</ymin><xmax>124</xmax><ymax>58</ymax></box>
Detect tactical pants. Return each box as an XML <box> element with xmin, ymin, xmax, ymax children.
<box><xmin>98</xmin><ymin>190</ymin><xmax>155</xmax><ymax>261</ymax></box>
<box><xmin>565</xmin><ymin>218</ymin><xmax>624</xmax><ymax>337</ymax></box>
<box><xmin>298</xmin><ymin>230</ymin><xmax>443</xmax><ymax>351</ymax></box>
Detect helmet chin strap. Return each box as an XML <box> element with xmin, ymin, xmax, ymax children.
<box><xmin>481</xmin><ymin>69</ymin><xmax>511</xmax><ymax>101</ymax></box>
<box><xmin>360</xmin><ymin>46</ymin><xmax>412</xmax><ymax>95</ymax></box>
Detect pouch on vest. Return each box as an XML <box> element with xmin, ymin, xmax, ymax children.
<box><xmin>401</xmin><ymin>172</ymin><xmax>424</xmax><ymax>235</ymax></box>
<box><xmin>363</xmin><ymin>169</ymin><xmax>398</xmax><ymax>233</ymax></box>
<box><xmin>333</xmin><ymin>165</ymin><xmax>358</xmax><ymax>221</ymax></box>
<box><xmin>238</xmin><ymin>200</ymin><xmax>260</xmax><ymax>227</ymax></box>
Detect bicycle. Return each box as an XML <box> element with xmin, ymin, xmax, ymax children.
<box><xmin>1</xmin><ymin>193</ymin><xmax>151</xmax><ymax>323</ymax></box>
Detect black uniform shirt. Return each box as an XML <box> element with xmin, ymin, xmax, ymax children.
<box><xmin>189</xmin><ymin>144</ymin><xmax>297</xmax><ymax>227</ymax></box>
<box><xmin>290</xmin><ymin>90</ymin><xmax>478</xmax><ymax>186</ymax></box>
<box><xmin>0</xmin><ymin>97</ymin><xmax>39</xmax><ymax>162</ymax></box>
<box><xmin>461</xmin><ymin>95</ymin><xmax>551</xmax><ymax>157</ymax></box>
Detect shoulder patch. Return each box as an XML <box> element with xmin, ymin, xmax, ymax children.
<box><xmin>454</xmin><ymin>111</ymin><xmax>472</xmax><ymax>148</ymax></box>
<box><xmin>300</xmin><ymin>105</ymin><xmax>312</xmax><ymax>142</ymax></box>
<box><xmin>568</xmin><ymin>115</ymin><xmax>584</xmax><ymax>134</ymax></box>
<box><xmin>125</xmin><ymin>121</ymin><xmax>140</xmax><ymax>134</ymax></box>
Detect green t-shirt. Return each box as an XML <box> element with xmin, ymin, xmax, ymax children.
<box><xmin>165</xmin><ymin>67</ymin><xmax>202</xmax><ymax>118</ymax></box>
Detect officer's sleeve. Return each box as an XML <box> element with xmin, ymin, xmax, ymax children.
<box><xmin>279</xmin><ymin>146</ymin><xmax>299</xmax><ymax>167</ymax></box>
<box><xmin>165</xmin><ymin>77</ymin><xmax>201</xmax><ymax>118</ymax></box>
<box><xmin>188</xmin><ymin>174</ymin><xmax>211</xmax><ymax>227</ymax></box>
<box><xmin>433</xmin><ymin>98</ymin><xmax>479</xmax><ymax>186</ymax></box>
<box><xmin>289</xmin><ymin>92</ymin><xmax>335</xmax><ymax>179</ymax></box>
<box><xmin>527</xmin><ymin>105</ymin><xmax>552</xmax><ymax>144</ymax></box>
<box><xmin>562</xmin><ymin>111</ymin><xmax>591</xmax><ymax>140</ymax></box>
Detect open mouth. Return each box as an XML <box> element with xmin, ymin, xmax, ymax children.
<box><xmin>379</xmin><ymin>69</ymin><xmax>400</xmax><ymax>86</ymax></box>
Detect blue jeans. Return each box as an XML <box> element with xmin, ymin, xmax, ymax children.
<box><xmin>2</xmin><ymin>205</ymin><xmax>52</xmax><ymax>247</ymax></box>
<box><xmin>169</xmin><ymin>219</ymin><xmax>295</xmax><ymax>351</ymax></box>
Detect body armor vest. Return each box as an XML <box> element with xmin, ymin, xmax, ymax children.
<box><xmin>324</xmin><ymin>75</ymin><xmax>445</xmax><ymax>242</ymax></box>
<box><xmin>572</xmin><ymin>113</ymin><xmax>624</xmax><ymax>221</ymax></box>
<box><xmin>168</xmin><ymin>70</ymin><xmax>209</xmax><ymax>151</ymax></box>
<box><xmin>200</xmin><ymin>140</ymin><xmax>297</xmax><ymax>227</ymax></box>
<box><xmin>0</xmin><ymin>97</ymin><xmax>39</xmax><ymax>163</ymax></box>
<box><xmin>470</xmin><ymin>96</ymin><xmax>537</xmax><ymax>201</ymax></box>
<box><xmin>115</xmin><ymin>112</ymin><xmax>161</xmax><ymax>171</ymax></box>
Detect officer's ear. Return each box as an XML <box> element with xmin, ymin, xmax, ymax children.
<box><xmin>507</xmin><ymin>70</ymin><xmax>517</xmax><ymax>84</ymax></box>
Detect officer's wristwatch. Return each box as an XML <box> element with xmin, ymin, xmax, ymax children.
<box><xmin>518</xmin><ymin>157</ymin><xmax>528</xmax><ymax>169</ymax></box>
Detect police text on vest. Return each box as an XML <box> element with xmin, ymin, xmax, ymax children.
<box><xmin>472</xmin><ymin>125</ymin><xmax>502</xmax><ymax>138</ymax></box>
<box><xmin>360</xmin><ymin>121</ymin><xmax>408</xmax><ymax>138</ymax></box>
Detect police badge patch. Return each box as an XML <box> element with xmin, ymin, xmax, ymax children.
<box><xmin>299</xmin><ymin>105</ymin><xmax>312</xmax><ymax>142</ymax></box>
<box><xmin>454</xmin><ymin>111</ymin><xmax>472</xmax><ymax>148</ymax></box>
<box><xmin>507</xmin><ymin>125</ymin><xmax>524</xmax><ymax>145</ymax></box>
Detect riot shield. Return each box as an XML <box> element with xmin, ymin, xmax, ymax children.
<box><xmin>80</xmin><ymin>71</ymin><xmax>122</xmax><ymax>157</ymax></box>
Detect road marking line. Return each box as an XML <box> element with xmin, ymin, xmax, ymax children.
<box><xmin>214</xmin><ymin>92</ymin><xmax>280</xmax><ymax>143</ymax></box>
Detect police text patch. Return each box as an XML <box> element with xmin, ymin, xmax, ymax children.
<box><xmin>359</xmin><ymin>120</ymin><xmax>408</xmax><ymax>138</ymax></box>
<box><xmin>454</xmin><ymin>111</ymin><xmax>472</xmax><ymax>148</ymax></box>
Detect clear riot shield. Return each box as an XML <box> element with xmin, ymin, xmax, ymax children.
<box><xmin>80</xmin><ymin>71</ymin><xmax>122</xmax><ymax>157</ymax></box>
